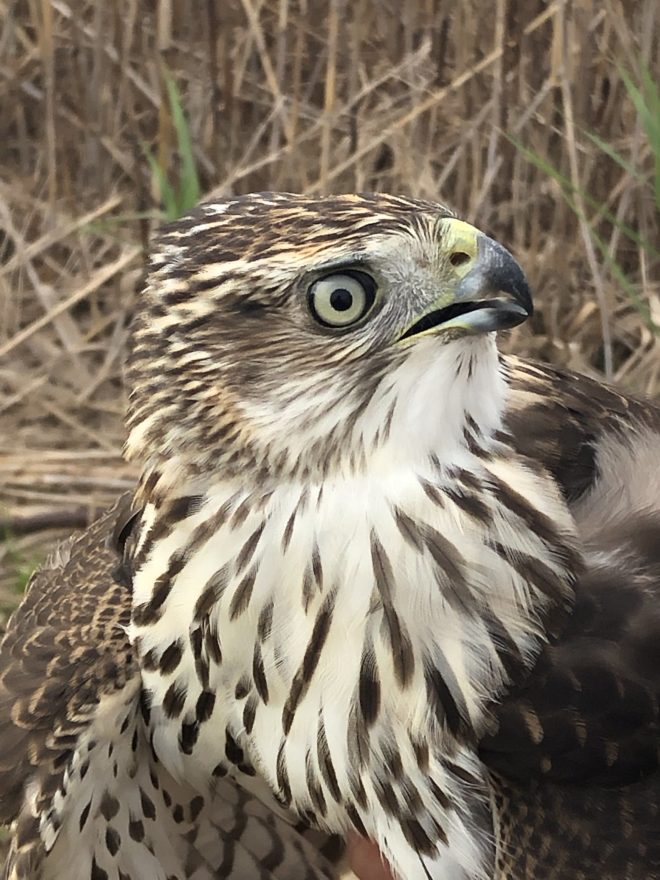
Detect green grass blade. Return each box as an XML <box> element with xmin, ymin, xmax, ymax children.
<box><xmin>164</xmin><ymin>70</ymin><xmax>201</xmax><ymax>212</ymax></box>
<box><xmin>508</xmin><ymin>134</ymin><xmax>659</xmax><ymax>335</ymax></box>
<box><xmin>584</xmin><ymin>131</ymin><xmax>646</xmax><ymax>183</ymax></box>
<box><xmin>619</xmin><ymin>64</ymin><xmax>660</xmax><ymax>207</ymax></box>
<box><xmin>590</xmin><ymin>227</ymin><xmax>657</xmax><ymax>333</ymax></box>
<box><xmin>143</xmin><ymin>145</ymin><xmax>179</xmax><ymax>220</ymax></box>
<box><xmin>508</xmin><ymin>135</ymin><xmax>660</xmax><ymax>259</ymax></box>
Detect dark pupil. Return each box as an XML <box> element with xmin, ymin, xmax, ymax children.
<box><xmin>330</xmin><ymin>288</ymin><xmax>354</xmax><ymax>311</ymax></box>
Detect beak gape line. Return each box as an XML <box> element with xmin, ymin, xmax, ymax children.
<box><xmin>399</xmin><ymin>298</ymin><xmax>529</xmax><ymax>341</ymax></box>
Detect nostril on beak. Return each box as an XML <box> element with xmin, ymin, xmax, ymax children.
<box><xmin>449</xmin><ymin>251</ymin><xmax>472</xmax><ymax>268</ymax></box>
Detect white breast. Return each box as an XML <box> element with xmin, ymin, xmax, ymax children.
<box><xmin>129</xmin><ymin>439</ymin><xmax>575</xmax><ymax>880</ymax></box>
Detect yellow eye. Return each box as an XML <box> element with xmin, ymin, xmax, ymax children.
<box><xmin>309</xmin><ymin>271</ymin><xmax>377</xmax><ymax>328</ymax></box>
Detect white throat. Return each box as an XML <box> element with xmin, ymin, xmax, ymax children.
<box><xmin>374</xmin><ymin>336</ymin><xmax>506</xmax><ymax>463</ymax></box>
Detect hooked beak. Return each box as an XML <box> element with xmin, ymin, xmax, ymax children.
<box><xmin>399</xmin><ymin>219</ymin><xmax>533</xmax><ymax>341</ymax></box>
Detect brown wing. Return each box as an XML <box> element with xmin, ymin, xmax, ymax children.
<box><xmin>481</xmin><ymin>511</ymin><xmax>660</xmax><ymax>785</ymax></box>
<box><xmin>0</xmin><ymin>495</ymin><xmax>139</xmax><ymax>828</ymax></box>
<box><xmin>503</xmin><ymin>355</ymin><xmax>660</xmax><ymax>502</ymax></box>
<box><xmin>481</xmin><ymin>544</ymin><xmax>660</xmax><ymax>880</ymax></box>
<box><xmin>489</xmin><ymin>356</ymin><xmax>660</xmax><ymax>782</ymax></box>
<box><xmin>483</xmin><ymin>513</ymin><xmax>660</xmax><ymax>880</ymax></box>
<box><xmin>484</xmin><ymin>358</ymin><xmax>660</xmax><ymax>879</ymax></box>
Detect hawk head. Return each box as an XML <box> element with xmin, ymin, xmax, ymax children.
<box><xmin>125</xmin><ymin>193</ymin><xmax>531</xmax><ymax>487</ymax></box>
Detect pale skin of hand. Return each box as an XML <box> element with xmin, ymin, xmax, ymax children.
<box><xmin>346</xmin><ymin>834</ymin><xmax>396</xmax><ymax>880</ymax></box>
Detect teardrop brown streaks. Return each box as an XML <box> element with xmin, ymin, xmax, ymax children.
<box><xmin>370</xmin><ymin>531</ymin><xmax>415</xmax><ymax>687</ymax></box>
<box><xmin>358</xmin><ymin>647</ymin><xmax>381</xmax><ymax>727</ymax></box>
<box><xmin>282</xmin><ymin>595</ymin><xmax>334</xmax><ymax>734</ymax></box>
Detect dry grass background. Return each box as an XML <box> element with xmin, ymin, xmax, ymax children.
<box><xmin>0</xmin><ymin>0</ymin><xmax>659</xmax><ymax>616</ymax></box>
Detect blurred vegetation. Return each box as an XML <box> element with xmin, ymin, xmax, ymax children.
<box><xmin>143</xmin><ymin>68</ymin><xmax>201</xmax><ymax>220</ymax></box>
<box><xmin>0</xmin><ymin>0</ymin><xmax>658</xmax><ymax>605</ymax></box>
<box><xmin>0</xmin><ymin>526</ymin><xmax>40</xmax><ymax>614</ymax></box>
<box><xmin>511</xmin><ymin>59</ymin><xmax>660</xmax><ymax>373</ymax></box>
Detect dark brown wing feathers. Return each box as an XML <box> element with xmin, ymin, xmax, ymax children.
<box><xmin>503</xmin><ymin>356</ymin><xmax>660</xmax><ymax>502</ymax></box>
<box><xmin>489</xmin><ymin>358</ymin><xmax>660</xmax><ymax>785</ymax></box>
<box><xmin>480</xmin><ymin>511</ymin><xmax>660</xmax><ymax>786</ymax></box>
<box><xmin>487</xmin><ymin>358</ymin><xmax>660</xmax><ymax>879</ymax></box>
<box><xmin>0</xmin><ymin>495</ymin><xmax>138</xmax><ymax>825</ymax></box>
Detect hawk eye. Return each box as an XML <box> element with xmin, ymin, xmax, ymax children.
<box><xmin>308</xmin><ymin>271</ymin><xmax>377</xmax><ymax>328</ymax></box>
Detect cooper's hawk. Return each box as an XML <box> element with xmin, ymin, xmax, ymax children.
<box><xmin>1</xmin><ymin>193</ymin><xmax>659</xmax><ymax>880</ymax></box>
